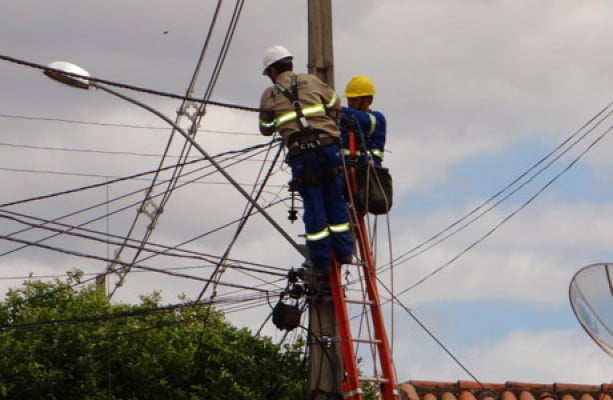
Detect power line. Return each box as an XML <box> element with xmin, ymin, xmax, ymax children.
<box><xmin>195</xmin><ymin>133</ymin><xmax>283</xmax><ymax>303</ymax></box>
<box><xmin>0</xmin><ymin>140</ymin><xmax>268</xmax><ymax>159</ymax></box>
<box><xmin>0</xmin><ymin>233</ymin><xmax>284</xmax><ymax>295</ymax></box>
<box><xmin>397</xmin><ymin>122</ymin><xmax>613</xmax><ymax>295</ymax></box>
<box><xmin>0</xmin><ymin>145</ymin><xmax>287</xmax><ymax>266</ymax></box>
<box><xmin>377</xmin><ymin>276</ymin><xmax>484</xmax><ymax>385</ymax></box>
<box><xmin>0</xmin><ymin>209</ymin><xmax>289</xmax><ymax>279</ymax></box>
<box><xmin>0</xmin><ymin>112</ymin><xmax>258</xmax><ymax>136</ymax></box>
<box><xmin>0</xmin><ymin>196</ymin><xmax>292</xmax><ymax>311</ymax></box>
<box><xmin>0</xmin><ymin>294</ymin><xmax>278</xmax><ymax>332</ymax></box>
<box><xmin>0</xmin><ymin>54</ymin><xmax>260</xmax><ymax>113</ymax></box>
<box><xmin>0</xmin><ymin>264</ymin><xmax>257</xmax><ymax>281</ymax></box>
<box><xmin>105</xmin><ymin>1</ymin><xmax>249</xmax><ymax>297</ymax></box>
<box><xmin>383</xmin><ymin>101</ymin><xmax>613</xmax><ymax>271</ymax></box>
<box><xmin>0</xmin><ymin>138</ymin><xmax>283</xmax><ymax>208</ymax></box>
<box><xmin>0</xmin><ymin>165</ymin><xmax>287</xmax><ymax>187</ymax></box>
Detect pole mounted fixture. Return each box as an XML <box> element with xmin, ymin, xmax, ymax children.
<box><xmin>44</xmin><ymin>61</ymin><xmax>92</xmax><ymax>89</ymax></box>
<box><xmin>43</xmin><ymin>61</ymin><xmax>306</xmax><ymax>258</ymax></box>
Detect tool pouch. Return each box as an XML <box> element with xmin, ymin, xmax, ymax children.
<box><xmin>355</xmin><ymin>163</ymin><xmax>393</xmax><ymax>215</ymax></box>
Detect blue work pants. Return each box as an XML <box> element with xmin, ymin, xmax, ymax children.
<box><xmin>287</xmin><ymin>144</ymin><xmax>353</xmax><ymax>271</ymax></box>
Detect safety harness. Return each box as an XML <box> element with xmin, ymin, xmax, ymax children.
<box><xmin>272</xmin><ymin>75</ymin><xmax>343</xmax><ymax>231</ymax></box>
<box><xmin>273</xmin><ymin>75</ymin><xmax>338</xmax><ymax>158</ymax></box>
<box><xmin>274</xmin><ymin>74</ymin><xmax>341</xmax><ymax>176</ymax></box>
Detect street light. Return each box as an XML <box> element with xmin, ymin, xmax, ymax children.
<box><xmin>43</xmin><ymin>61</ymin><xmax>304</xmax><ymax>256</ymax></box>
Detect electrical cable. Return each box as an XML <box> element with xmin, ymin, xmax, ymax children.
<box><xmin>397</xmin><ymin>123</ymin><xmax>613</xmax><ymax>294</ymax></box>
<box><xmin>0</xmin><ymin>54</ymin><xmax>260</xmax><ymax>113</ymax></box>
<box><xmin>106</xmin><ymin>142</ymin><xmax>284</xmax><ymax>296</ymax></box>
<box><xmin>0</xmin><ymin>137</ymin><xmax>282</xmax><ymax>209</ymax></box>
<box><xmin>0</xmin><ymin>144</ymin><xmax>290</xmax><ymax>284</ymax></box>
<box><xmin>376</xmin><ymin>276</ymin><xmax>484</xmax><ymax>387</ymax></box>
<box><xmin>0</xmin><ymin>13</ymin><xmax>298</xmax><ymax>342</ymax></box>
<box><xmin>0</xmin><ymin>140</ymin><xmax>269</xmax><ymax>159</ymax></box>
<box><xmin>383</xmin><ymin>101</ymin><xmax>613</xmax><ymax>271</ymax></box>
<box><xmin>0</xmin><ymin>165</ymin><xmax>286</xmax><ymax>187</ymax></box>
<box><xmin>0</xmin><ymin>294</ymin><xmax>282</xmax><ymax>332</ymax></box>
<box><xmin>200</xmin><ymin>0</ymin><xmax>245</xmax><ymax>108</ymax></box>
<box><xmin>0</xmin><ymin>211</ymin><xmax>289</xmax><ymax>279</ymax></box>
<box><xmin>107</xmin><ymin>1</ymin><xmax>249</xmax><ymax>297</ymax></box>
<box><xmin>0</xmin><ymin>141</ymin><xmax>284</xmax><ymax>259</ymax></box>
<box><xmin>0</xmin><ymin>195</ymin><xmax>292</xmax><ymax>310</ymax></box>
<box><xmin>0</xmin><ymin>138</ymin><xmax>279</xmax><ymax>209</ymax></box>
<box><xmin>0</xmin><ymin>263</ymin><xmax>280</xmax><ymax>282</ymax></box>
<box><xmin>390</xmin><ymin>107</ymin><xmax>612</xmax><ymax>273</ymax></box>
<box><xmin>0</xmin><ymin>233</ymin><xmax>284</xmax><ymax>296</ymax></box>
<box><xmin>0</xmin><ymin>156</ymin><xmax>203</xmax><ymax>208</ymax></box>
<box><xmin>336</xmin><ymin>110</ymin><xmax>613</xmax><ymax>385</ymax></box>
<box><xmin>346</xmin><ymin>109</ymin><xmax>613</xmax><ymax>387</ymax></box>
<box><xmin>195</xmin><ymin>137</ymin><xmax>283</xmax><ymax>303</ymax></box>
<box><xmin>0</xmin><ymin>111</ymin><xmax>258</xmax><ymax>136</ymax></box>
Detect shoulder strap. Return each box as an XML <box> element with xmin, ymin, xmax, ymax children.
<box><xmin>275</xmin><ymin>74</ymin><xmax>310</xmax><ymax>131</ymax></box>
<box><xmin>275</xmin><ymin>74</ymin><xmax>298</xmax><ymax>103</ymax></box>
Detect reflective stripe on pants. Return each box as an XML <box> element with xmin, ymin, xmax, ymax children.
<box><xmin>288</xmin><ymin>144</ymin><xmax>353</xmax><ymax>270</ymax></box>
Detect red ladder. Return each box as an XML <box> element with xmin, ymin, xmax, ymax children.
<box><xmin>328</xmin><ymin>130</ymin><xmax>399</xmax><ymax>400</ymax></box>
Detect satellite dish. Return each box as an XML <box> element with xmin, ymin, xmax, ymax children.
<box><xmin>569</xmin><ymin>263</ymin><xmax>613</xmax><ymax>356</ymax></box>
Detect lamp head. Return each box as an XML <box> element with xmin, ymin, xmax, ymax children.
<box><xmin>44</xmin><ymin>61</ymin><xmax>91</xmax><ymax>90</ymax></box>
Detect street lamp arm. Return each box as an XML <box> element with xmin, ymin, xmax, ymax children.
<box><xmin>90</xmin><ymin>83</ymin><xmax>304</xmax><ymax>257</ymax></box>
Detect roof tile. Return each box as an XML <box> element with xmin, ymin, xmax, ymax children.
<box><xmin>399</xmin><ymin>381</ymin><xmax>612</xmax><ymax>400</ymax></box>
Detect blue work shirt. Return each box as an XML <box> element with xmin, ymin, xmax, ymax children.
<box><xmin>339</xmin><ymin>107</ymin><xmax>386</xmax><ymax>167</ymax></box>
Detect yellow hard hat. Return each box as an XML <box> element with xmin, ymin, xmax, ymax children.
<box><xmin>344</xmin><ymin>75</ymin><xmax>376</xmax><ymax>98</ymax></box>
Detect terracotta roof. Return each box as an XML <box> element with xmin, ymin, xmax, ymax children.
<box><xmin>398</xmin><ymin>380</ymin><xmax>613</xmax><ymax>400</ymax></box>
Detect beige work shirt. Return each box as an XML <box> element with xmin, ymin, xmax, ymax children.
<box><xmin>259</xmin><ymin>71</ymin><xmax>341</xmax><ymax>145</ymax></box>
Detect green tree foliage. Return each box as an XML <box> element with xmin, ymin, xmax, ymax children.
<box><xmin>0</xmin><ymin>271</ymin><xmax>305</xmax><ymax>399</ymax></box>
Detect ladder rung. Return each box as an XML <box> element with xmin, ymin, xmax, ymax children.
<box><xmin>359</xmin><ymin>376</ymin><xmax>390</xmax><ymax>384</ymax></box>
<box><xmin>343</xmin><ymin>260</ymin><xmax>366</xmax><ymax>266</ymax></box>
<box><xmin>352</xmin><ymin>337</ymin><xmax>382</xmax><ymax>345</ymax></box>
<box><xmin>344</xmin><ymin>298</ymin><xmax>375</xmax><ymax>306</ymax></box>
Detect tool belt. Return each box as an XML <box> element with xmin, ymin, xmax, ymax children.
<box><xmin>286</xmin><ymin>130</ymin><xmax>338</xmax><ymax>159</ymax></box>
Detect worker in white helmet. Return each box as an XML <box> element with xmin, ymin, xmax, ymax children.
<box><xmin>259</xmin><ymin>45</ymin><xmax>353</xmax><ymax>273</ymax></box>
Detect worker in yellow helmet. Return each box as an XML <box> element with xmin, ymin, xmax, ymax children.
<box><xmin>339</xmin><ymin>75</ymin><xmax>386</xmax><ymax>167</ymax></box>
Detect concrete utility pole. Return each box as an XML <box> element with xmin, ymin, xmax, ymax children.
<box><xmin>308</xmin><ymin>0</ymin><xmax>335</xmax><ymax>88</ymax></box>
<box><xmin>306</xmin><ymin>1</ymin><xmax>344</xmax><ymax>398</ymax></box>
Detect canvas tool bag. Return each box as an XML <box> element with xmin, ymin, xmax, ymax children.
<box><xmin>355</xmin><ymin>162</ymin><xmax>393</xmax><ymax>215</ymax></box>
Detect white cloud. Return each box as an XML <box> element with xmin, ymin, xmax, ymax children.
<box><xmin>396</xmin><ymin>328</ymin><xmax>612</xmax><ymax>384</ymax></box>
<box><xmin>464</xmin><ymin>329</ymin><xmax>613</xmax><ymax>383</ymax></box>
<box><xmin>390</xmin><ymin>198</ymin><xmax>613</xmax><ymax>305</ymax></box>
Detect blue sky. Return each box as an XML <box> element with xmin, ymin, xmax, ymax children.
<box><xmin>408</xmin><ymin>132</ymin><xmax>613</xmax><ymax>215</ymax></box>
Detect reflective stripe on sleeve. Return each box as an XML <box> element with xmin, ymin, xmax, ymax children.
<box><xmin>267</xmin><ymin>103</ymin><xmax>327</xmax><ymax>129</ymax></box>
<box><xmin>326</xmin><ymin>92</ymin><xmax>338</xmax><ymax>109</ymax></box>
<box><xmin>367</xmin><ymin>113</ymin><xmax>377</xmax><ymax>136</ymax></box>
<box><xmin>369</xmin><ymin>148</ymin><xmax>384</xmax><ymax>160</ymax></box>
<box><xmin>260</xmin><ymin>120</ymin><xmax>276</xmax><ymax>129</ymax></box>
<box><xmin>306</xmin><ymin>227</ymin><xmax>330</xmax><ymax>242</ymax></box>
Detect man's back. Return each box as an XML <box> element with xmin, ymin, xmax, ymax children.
<box><xmin>259</xmin><ymin>71</ymin><xmax>341</xmax><ymax>141</ymax></box>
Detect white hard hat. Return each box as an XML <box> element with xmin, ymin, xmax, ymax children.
<box><xmin>262</xmin><ymin>45</ymin><xmax>293</xmax><ymax>75</ymax></box>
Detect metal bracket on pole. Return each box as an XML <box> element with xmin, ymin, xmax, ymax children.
<box><xmin>139</xmin><ymin>198</ymin><xmax>163</xmax><ymax>230</ymax></box>
<box><xmin>177</xmin><ymin>101</ymin><xmax>205</xmax><ymax>134</ymax></box>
